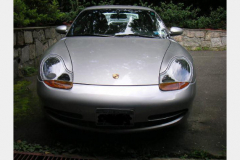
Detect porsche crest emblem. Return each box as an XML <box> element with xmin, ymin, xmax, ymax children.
<box><xmin>112</xmin><ymin>74</ymin><xmax>119</xmax><ymax>79</ymax></box>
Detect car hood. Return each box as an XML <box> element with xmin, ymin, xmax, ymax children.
<box><xmin>65</xmin><ymin>37</ymin><xmax>171</xmax><ymax>85</ymax></box>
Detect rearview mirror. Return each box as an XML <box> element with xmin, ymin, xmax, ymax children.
<box><xmin>56</xmin><ymin>25</ymin><xmax>68</xmax><ymax>34</ymax></box>
<box><xmin>170</xmin><ymin>27</ymin><xmax>183</xmax><ymax>36</ymax></box>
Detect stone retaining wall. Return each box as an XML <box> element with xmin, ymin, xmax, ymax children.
<box><xmin>14</xmin><ymin>27</ymin><xmax>226</xmax><ymax>78</ymax></box>
<box><xmin>173</xmin><ymin>29</ymin><xmax>226</xmax><ymax>50</ymax></box>
<box><xmin>14</xmin><ymin>26</ymin><xmax>65</xmax><ymax>78</ymax></box>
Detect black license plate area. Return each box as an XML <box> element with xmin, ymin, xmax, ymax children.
<box><xmin>96</xmin><ymin>108</ymin><xmax>134</xmax><ymax>126</ymax></box>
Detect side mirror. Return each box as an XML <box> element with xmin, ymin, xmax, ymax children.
<box><xmin>170</xmin><ymin>27</ymin><xmax>183</xmax><ymax>36</ymax></box>
<box><xmin>56</xmin><ymin>25</ymin><xmax>68</xmax><ymax>34</ymax></box>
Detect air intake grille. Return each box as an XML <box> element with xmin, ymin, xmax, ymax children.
<box><xmin>148</xmin><ymin>109</ymin><xmax>188</xmax><ymax>121</ymax></box>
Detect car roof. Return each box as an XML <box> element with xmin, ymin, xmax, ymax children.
<box><xmin>83</xmin><ymin>5</ymin><xmax>154</xmax><ymax>11</ymax></box>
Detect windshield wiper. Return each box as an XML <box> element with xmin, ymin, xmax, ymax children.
<box><xmin>114</xmin><ymin>34</ymin><xmax>156</xmax><ymax>38</ymax></box>
<box><xmin>68</xmin><ymin>34</ymin><xmax>111</xmax><ymax>37</ymax></box>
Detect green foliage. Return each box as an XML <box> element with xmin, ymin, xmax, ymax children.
<box><xmin>14</xmin><ymin>140</ymin><xmax>224</xmax><ymax>159</ymax></box>
<box><xmin>14</xmin><ymin>80</ymin><xmax>31</xmax><ymax>121</ymax></box>
<box><xmin>14</xmin><ymin>78</ymin><xmax>41</xmax><ymax>124</ymax></box>
<box><xmin>14</xmin><ymin>141</ymin><xmax>43</xmax><ymax>152</ymax></box>
<box><xmin>184</xmin><ymin>46</ymin><xmax>226</xmax><ymax>51</ymax></box>
<box><xmin>14</xmin><ymin>141</ymin><xmax>83</xmax><ymax>155</ymax></box>
<box><xmin>132</xmin><ymin>1</ymin><xmax>200</xmax><ymax>28</ymax></box>
<box><xmin>14</xmin><ymin>141</ymin><xmax>59</xmax><ymax>154</ymax></box>
<box><xmin>14</xmin><ymin>0</ymin><xmax>37</xmax><ymax>26</ymax></box>
<box><xmin>138</xmin><ymin>1</ymin><xmax>226</xmax><ymax>29</ymax></box>
<box><xmin>22</xmin><ymin>67</ymin><xmax>38</xmax><ymax>77</ymax></box>
<box><xmin>156</xmin><ymin>2</ymin><xmax>200</xmax><ymax>28</ymax></box>
<box><xmin>61</xmin><ymin>0</ymin><xmax>115</xmax><ymax>22</ymax></box>
<box><xmin>179</xmin><ymin>150</ymin><xmax>222</xmax><ymax>159</ymax></box>
<box><xmin>193</xmin><ymin>7</ymin><xmax>226</xmax><ymax>29</ymax></box>
<box><xmin>196</xmin><ymin>16</ymin><xmax>211</xmax><ymax>29</ymax></box>
<box><xmin>208</xmin><ymin>7</ymin><xmax>226</xmax><ymax>29</ymax></box>
<box><xmin>14</xmin><ymin>0</ymin><xmax>65</xmax><ymax>27</ymax></box>
<box><xmin>188</xmin><ymin>150</ymin><xmax>212</xmax><ymax>159</ymax></box>
<box><xmin>14</xmin><ymin>0</ymin><xmax>226</xmax><ymax>29</ymax></box>
<box><xmin>201</xmin><ymin>47</ymin><xmax>211</xmax><ymax>51</ymax></box>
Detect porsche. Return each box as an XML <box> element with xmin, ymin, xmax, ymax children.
<box><xmin>37</xmin><ymin>5</ymin><xmax>196</xmax><ymax>132</ymax></box>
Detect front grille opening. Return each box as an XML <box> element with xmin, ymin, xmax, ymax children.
<box><xmin>45</xmin><ymin>107</ymin><xmax>83</xmax><ymax>120</ymax></box>
<box><xmin>134</xmin><ymin>113</ymin><xmax>184</xmax><ymax>128</ymax></box>
<box><xmin>47</xmin><ymin>108</ymin><xmax>187</xmax><ymax>130</ymax></box>
<box><xmin>148</xmin><ymin>109</ymin><xmax>188</xmax><ymax>121</ymax></box>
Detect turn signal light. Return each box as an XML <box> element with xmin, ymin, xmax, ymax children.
<box><xmin>44</xmin><ymin>80</ymin><xmax>73</xmax><ymax>89</ymax></box>
<box><xmin>159</xmin><ymin>82</ymin><xmax>189</xmax><ymax>91</ymax></box>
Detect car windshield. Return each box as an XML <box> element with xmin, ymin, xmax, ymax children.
<box><xmin>67</xmin><ymin>9</ymin><xmax>169</xmax><ymax>38</ymax></box>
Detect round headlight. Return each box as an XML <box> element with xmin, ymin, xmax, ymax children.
<box><xmin>40</xmin><ymin>55</ymin><xmax>73</xmax><ymax>89</ymax></box>
<box><xmin>159</xmin><ymin>57</ymin><xmax>193</xmax><ymax>91</ymax></box>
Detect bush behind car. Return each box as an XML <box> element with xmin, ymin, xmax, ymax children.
<box><xmin>14</xmin><ymin>0</ymin><xmax>226</xmax><ymax>29</ymax></box>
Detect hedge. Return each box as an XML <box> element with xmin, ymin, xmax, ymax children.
<box><xmin>14</xmin><ymin>0</ymin><xmax>226</xmax><ymax>29</ymax></box>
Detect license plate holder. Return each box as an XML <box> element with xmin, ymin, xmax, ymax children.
<box><xmin>96</xmin><ymin>108</ymin><xmax>134</xmax><ymax>126</ymax></box>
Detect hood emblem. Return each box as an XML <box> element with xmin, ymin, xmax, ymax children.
<box><xmin>112</xmin><ymin>74</ymin><xmax>119</xmax><ymax>79</ymax></box>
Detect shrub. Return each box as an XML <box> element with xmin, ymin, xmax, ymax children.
<box><xmin>207</xmin><ymin>7</ymin><xmax>226</xmax><ymax>29</ymax></box>
<box><xmin>61</xmin><ymin>0</ymin><xmax>115</xmax><ymax>22</ymax></box>
<box><xmin>196</xmin><ymin>16</ymin><xmax>211</xmax><ymax>29</ymax></box>
<box><xmin>14</xmin><ymin>0</ymin><xmax>226</xmax><ymax>29</ymax></box>
<box><xmin>14</xmin><ymin>0</ymin><xmax>37</xmax><ymax>26</ymax></box>
<box><xmin>157</xmin><ymin>2</ymin><xmax>200</xmax><ymax>28</ymax></box>
<box><xmin>14</xmin><ymin>0</ymin><xmax>65</xmax><ymax>27</ymax></box>
<box><xmin>137</xmin><ymin>1</ymin><xmax>226</xmax><ymax>29</ymax></box>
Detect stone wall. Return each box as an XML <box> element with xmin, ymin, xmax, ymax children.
<box><xmin>173</xmin><ymin>29</ymin><xmax>226</xmax><ymax>50</ymax></box>
<box><xmin>14</xmin><ymin>27</ymin><xmax>226</xmax><ymax>78</ymax></box>
<box><xmin>14</xmin><ymin>26</ymin><xmax>65</xmax><ymax>78</ymax></box>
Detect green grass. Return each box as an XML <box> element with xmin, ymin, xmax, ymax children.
<box><xmin>185</xmin><ymin>46</ymin><xmax>226</xmax><ymax>51</ymax></box>
<box><xmin>14</xmin><ymin>80</ymin><xmax>31</xmax><ymax>122</ymax></box>
<box><xmin>14</xmin><ymin>80</ymin><xmax>40</xmax><ymax>122</ymax></box>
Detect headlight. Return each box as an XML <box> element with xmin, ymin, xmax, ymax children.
<box><xmin>159</xmin><ymin>57</ymin><xmax>193</xmax><ymax>91</ymax></box>
<box><xmin>40</xmin><ymin>55</ymin><xmax>73</xmax><ymax>89</ymax></box>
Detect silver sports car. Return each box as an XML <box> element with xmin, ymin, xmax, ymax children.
<box><xmin>37</xmin><ymin>5</ymin><xmax>196</xmax><ymax>132</ymax></box>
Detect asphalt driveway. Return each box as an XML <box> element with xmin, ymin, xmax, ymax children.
<box><xmin>14</xmin><ymin>51</ymin><xmax>226</xmax><ymax>158</ymax></box>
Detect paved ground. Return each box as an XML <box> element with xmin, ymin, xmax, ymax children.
<box><xmin>14</xmin><ymin>51</ymin><xmax>226</xmax><ymax>159</ymax></box>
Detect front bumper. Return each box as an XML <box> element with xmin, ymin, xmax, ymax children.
<box><xmin>37</xmin><ymin>78</ymin><xmax>196</xmax><ymax>132</ymax></box>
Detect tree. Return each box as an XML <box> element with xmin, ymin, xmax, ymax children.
<box><xmin>14</xmin><ymin>0</ymin><xmax>65</xmax><ymax>27</ymax></box>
